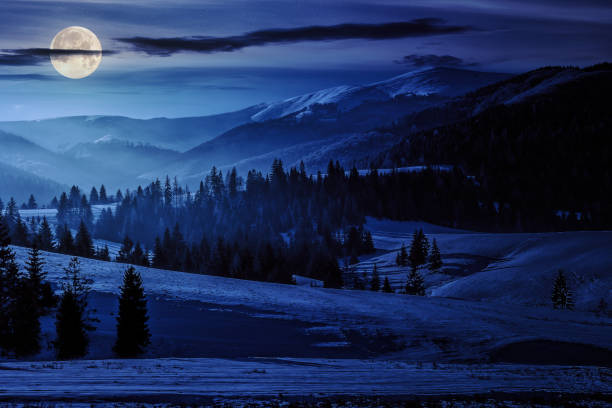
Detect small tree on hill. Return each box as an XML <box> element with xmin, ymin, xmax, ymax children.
<box><xmin>370</xmin><ymin>263</ymin><xmax>380</xmax><ymax>292</ymax></box>
<box><xmin>36</xmin><ymin>217</ymin><xmax>55</xmax><ymax>251</ymax></box>
<box><xmin>382</xmin><ymin>276</ymin><xmax>393</xmax><ymax>293</ymax></box>
<box><xmin>428</xmin><ymin>238</ymin><xmax>443</xmax><ymax>273</ymax></box>
<box><xmin>551</xmin><ymin>269</ymin><xmax>574</xmax><ymax>310</ymax></box>
<box><xmin>113</xmin><ymin>266</ymin><xmax>150</xmax><ymax>357</ymax></box>
<box><xmin>406</xmin><ymin>268</ymin><xmax>425</xmax><ymax>296</ymax></box>
<box><xmin>0</xmin><ymin>217</ymin><xmax>20</xmax><ymax>352</ymax></box>
<box><xmin>74</xmin><ymin>220</ymin><xmax>94</xmax><ymax>258</ymax></box>
<box><xmin>409</xmin><ymin>229</ymin><xmax>429</xmax><ymax>271</ymax></box>
<box><xmin>54</xmin><ymin>257</ymin><xmax>96</xmax><ymax>359</ymax></box>
<box><xmin>396</xmin><ymin>244</ymin><xmax>408</xmax><ymax>267</ymax></box>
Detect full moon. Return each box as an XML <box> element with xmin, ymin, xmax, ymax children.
<box><xmin>50</xmin><ymin>26</ymin><xmax>102</xmax><ymax>79</ymax></box>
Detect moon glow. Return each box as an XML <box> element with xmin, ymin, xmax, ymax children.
<box><xmin>50</xmin><ymin>26</ymin><xmax>102</xmax><ymax>79</ymax></box>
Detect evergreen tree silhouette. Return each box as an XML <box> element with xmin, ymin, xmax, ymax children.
<box><xmin>406</xmin><ymin>268</ymin><xmax>425</xmax><ymax>296</ymax></box>
<box><xmin>54</xmin><ymin>257</ymin><xmax>96</xmax><ymax>359</ymax></box>
<box><xmin>74</xmin><ymin>220</ymin><xmax>94</xmax><ymax>258</ymax></box>
<box><xmin>113</xmin><ymin>266</ymin><xmax>150</xmax><ymax>357</ymax></box>
<box><xmin>0</xmin><ymin>217</ymin><xmax>20</xmax><ymax>352</ymax></box>
<box><xmin>382</xmin><ymin>276</ymin><xmax>393</xmax><ymax>293</ymax></box>
<box><xmin>370</xmin><ymin>263</ymin><xmax>381</xmax><ymax>291</ymax></box>
<box><xmin>428</xmin><ymin>238</ymin><xmax>443</xmax><ymax>272</ymax></box>
<box><xmin>551</xmin><ymin>269</ymin><xmax>574</xmax><ymax>310</ymax></box>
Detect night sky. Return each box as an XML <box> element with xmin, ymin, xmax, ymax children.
<box><xmin>1</xmin><ymin>0</ymin><xmax>610</xmax><ymax>120</ymax></box>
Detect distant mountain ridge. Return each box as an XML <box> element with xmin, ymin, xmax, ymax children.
<box><xmin>3</xmin><ymin>65</ymin><xmax>606</xmax><ymax>197</ymax></box>
<box><xmin>152</xmin><ymin>67</ymin><xmax>511</xmax><ymax>182</ymax></box>
<box><xmin>0</xmin><ymin>105</ymin><xmax>263</xmax><ymax>153</ymax></box>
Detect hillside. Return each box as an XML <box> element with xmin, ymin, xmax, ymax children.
<box><xmin>374</xmin><ymin>64</ymin><xmax>612</xmax><ymax>230</ymax></box>
<box><xmin>146</xmin><ymin>68</ymin><xmax>510</xmax><ymax>182</ymax></box>
<box><xmin>0</xmin><ymin>105</ymin><xmax>262</xmax><ymax>153</ymax></box>
<box><xmin>0</xmin><ymin>161</ymin><xmax>65</xmax><ymax>203</ymax></box>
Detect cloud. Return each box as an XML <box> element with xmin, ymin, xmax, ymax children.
<box><xmin>117</xmin><ymin>19</ymin><xmax>473</xmax><ymax>56</ymax></box>
<box><xmin>0</xmin><ymin>49</ymin><xmax>117</xmax><ymax>66</ymax></box>
<box><xmin>394</xmin><ymin>54</ymin><xmax>471</xmax><ymax>67</ymax></box>
<box><xmin>0</xmin><ymin>74</ymin><xmax>56</xmax><ymax>81</ymax></box>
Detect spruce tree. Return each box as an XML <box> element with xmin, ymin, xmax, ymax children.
<box><xmin>36</xmin><ymin>217</ymin><xmax>55</xmax><ymax>251</ymax></box>
<box><xmin>27</xmin><ymin>194</ymin><xmax>37</xmax><ymax>209</ymax></box>
<box><xmin>99</xmin><ymin>185</ymin><xmax>108</xmax><ymax>203</ymax></box>
<box><xmin>89</xmin><ymin>187</ymin><xmax>99</xmax><ymax>204</ymax></box>
<box><xmin>113</xmin><ymin>266</ymin><xmax>151</xmax><ymax>357</ymax></box>
<box><xmin>0</xmin><ymin>217</ymin><xmax>20</xmax><ymax>352</ymax></box>
<box><xmin>409</xmin><ymin>229</ymin><xmax>428</xmax><ymax>271</ymax></box>
<box><xmin>12</xmin><ymin>247</ymin><xmax>46</xmax><ymax>356</ymax></box>
<box><xmin>54</xmin><ymin>257</ymin><xmax>96</xmax><ymax>359</ymax></box>
<box><xmin>74</xmin><ymin>220</ymin><xmax>94</xmax><ymax>258</ymax></box>
<box><xmin>370</xmin><ymin>263</ymin><xmax>381</xmax><ymax>291</ymax></box>
<box><xmin>57</xmin><ymin>224</ymin><xmax>74</xmax><ymax>255</ymax></box>
<box><xmin>428</xmin><ymin>238</ymin><xmax>443</xmax><ymax>272</ymax></box>
<box><xmin>382</xmin><ymin>276</ymin><xmax>393</xmax><ymax>293</ymax></box>
<box><xmin>95</xmin><ymin>245</ymin><xmax>111</xmax><ymax>262</ymax></box>
<box><xmin>551</xmin><ymin>269</ymin><xmax>574</xmax><ymax>310</ymax></box>
<box><xmin>396</xmin><ymin>244</ymin><xmax>408</xmax><ymax>267</ymax></box>
<box><xmin>117</xmin><ymin>236</ymin><xmax>134</xmax><ymax>263</ymax></box>
<box><xmin>406</xmin><ymin>268</ymin><xmax>425</xmax><ymax>296</ymax></box>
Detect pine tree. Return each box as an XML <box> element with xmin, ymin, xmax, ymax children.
<box><xmin>25</xmin><ymin>246</ymin><xmax>56</xmax><ymax>313</ymax></box>
<box><xmin>0</xmin><ymin>217</ymin><xmax>20</xmax><ymax>352</ymax></box>
<box><xmin>370</xmin><ymin>263</ymin><xmax>380</xmax><ymax>291</ymax></box>
<box><xmin>99</xmin><ymin>185</ymin><xmax>108</xmax><ymax>203</ymax></box>
<box><xmin>152</xmin><ymin>237</ymin><xmax>165</xmax><ymax>268</ymax></box>
<box><xmin>74</xmin><ymin>220</ymin><xmax>94</xmax><ymax>258</ymax></box>
<box><xmin>405</xmin><ymin>268</ymin><xmax>425</xmax><ymax>296</ymax></box>
<box><xmin>54</xmin><ymin>257</ymin><xmax>96</xmax><ymax>359</ymax></box>
<box><xmin>89</xmin><ymin>187</ymin><xmax>99</xmax><ymax>204</ymax></box>
<box><xmin>382</xmin><ymin>276</ymin><xmax>393</xmax><ymax>293</ymax></box>
<box><xmin>551</xmin><ymin>269</ymin><xmax>574</xmax><ymax>310</ymax></box>
<box><xmin>362</xmin><ymin>230</ymin><xmax>375</xmax><ymax>253</ymax></box>
<box><xmin>117</xmin><ymin>236</ymin><xmax>134</xmax><ymax>263</ymax></box>
<box><xmin>12</xmin><ymin>247</ymin><xmax>47</xmax><ymax>356</ymax></box>
<box><xmin>396</xmin><ymin>244</ymin><xmax>408</xmax><ymax>267</ymax></box>
<box><xmin>36</xmin><ymin>217</ymin><xmax>55</xmax><ymax>251</ymax></box>
<box><xmin>95</xmin><ymin>245</ymin><xmax>110</xmax><ymax>262</ymax></box>
<box><xmin>11</xmin><ymin>217</ymin><xmax>30</xmax><ymax>247</ymax></box>
<box><xmin>113</xmin><ymin>266</ymin><xmax>151</xmax><ymax>357</ymax></box>
<box><xmin>27</xmin><ymin>194</ymin><xmax>37</xmax><ymax>209</ymax></box>
<box><xmin>428</xmin><ymin>238</ymin><xmax>442</xmax><ymax>272</ymax></box>
<box><xmin>57</xmin><ymin>224</ymin><xmax>74</xmax><ymax>254</ymax></box>
<box><xmin>409</xmin><ymin>229</ymin><xmax>429</xmax><ymax>271</ymax></box>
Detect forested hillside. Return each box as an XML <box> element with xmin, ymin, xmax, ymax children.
<box><xmin>375</xmin><ymin>65</ymin><xmax>612</xmax><ymax>230</ymax></box>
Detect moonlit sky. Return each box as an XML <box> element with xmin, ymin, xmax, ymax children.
<box><xmin>0</xmin><ymin>0</ymin><xmax>610</xmax><ymax>120</ymax></box>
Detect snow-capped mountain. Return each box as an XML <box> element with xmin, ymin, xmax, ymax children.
<box><xmin>251</xmin><ymin>67</ymin><xmax>510</xmax><ymax>122</ymax></box>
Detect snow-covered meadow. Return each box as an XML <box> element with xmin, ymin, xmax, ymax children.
<box><xmin>2</xmin><ymin>216</ymin><xmax>611</xmax><ymax>401</ymax></box>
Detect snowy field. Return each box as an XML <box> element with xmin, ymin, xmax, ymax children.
<box><xmin>9</xmin><ymin>244</ymin><xmax>612</xmax><ymax>364</ymax></box>
<box><xmin>3</xmin><ymin>217</ymin><xmax>611</xmax><ymax>401</ymax></box>
<box><xmin>0</xmin><ymin>358</ymin><xmax>609</xmax><ymax>401</ymax></box>
<box><xmin>354</xmin><ymin>217</ymin><xmax>612</xmax><ymax>311</ymax></box>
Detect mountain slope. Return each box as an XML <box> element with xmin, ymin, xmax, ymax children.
<box><xmin>374</xmin><ymin>64</ymin><xmax>612</xmax><ymax>229</ymax></box>
<box><xmin>154</xmin><ymin>68</ymin><xmax>510</xmax><ymax>182</ymax></box>
<box><xmin>0</xmin><ymin>130</ymin><xmax>164</xmax><ymax>190</ymax></box>
<box><xmin>0</xmin><ymin>105</ymin><xmax>262</xmax><ymax>153</ymax></box>
<box><xmin>0</xmin><ymin>161</ymin><xmax>65</xmax><ymax>203</ymax></box>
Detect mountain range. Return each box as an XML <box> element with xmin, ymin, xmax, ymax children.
<box><xmin>0</xmin><ymin>64</ymin><xmax>609</xmax><ymax>204</ymax></box>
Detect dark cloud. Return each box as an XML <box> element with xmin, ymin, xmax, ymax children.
<box><xmin>117</xmin><ymin>19</ymin><xmax>473</xmax><ymax>56</ymax></box>
<box><xmin>0</xmin><ymin>74</ymin><xmax>56</xmax><ymax>81</ymax></box>
<box><xmin>394</xmin><ymin>54</ymin><xmax>470</xmax><ymax>67</ymax></box>
<box><xmin>0</xmin><ymin>49</ymin><xmax>117</xmax><ymax>66</ymax></box>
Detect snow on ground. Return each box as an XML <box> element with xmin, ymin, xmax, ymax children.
<box><xmin>0</xmin><ymin>358</ymin><xmax>609</xmax><ymax>400</ymax></box>
<box><xmin>355</xmin><ymin>217</ymin><xmax>612</xmax><ymax>311</ymax></box>
<box><xmin>10</xmin><ymin>245</ymin><xmax>612</xmax><ymax>363</ymax></box>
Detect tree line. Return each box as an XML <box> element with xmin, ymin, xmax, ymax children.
<box><xmin>0</xmin><ymin>215</ymin><xmax>150</xmax><ymax>359</ymax></box>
